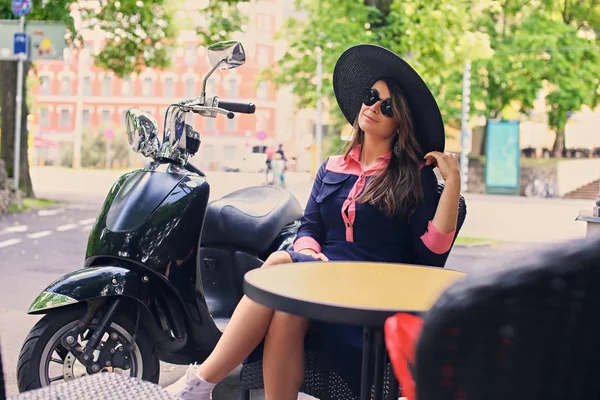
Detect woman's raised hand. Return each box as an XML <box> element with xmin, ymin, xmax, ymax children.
<box><xmin>424</xmin><ymin>151</ymin><xmax>460</xmax><ymax>183</ymax></box>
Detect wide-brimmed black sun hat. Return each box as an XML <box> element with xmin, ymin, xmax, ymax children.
<box><xmin>333</xmin><ymin>44</ymin><xmax>445</xmax><ymax>154</ymax></box>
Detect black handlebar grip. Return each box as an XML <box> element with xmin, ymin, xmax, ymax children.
<box><xmin>218</xmin><ymin>100</ymin><xmax>256</xmax><ymax>114</ymax></box>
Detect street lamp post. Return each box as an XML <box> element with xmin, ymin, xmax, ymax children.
<box><xmin>13</xmin><ymin>15</ymin><xmax>26</xmax><ymax>192</ymax></box>
<box><xmin>73</xmin><ymin>45</ymin><xmax>86</xmax><ymax>169</ymax></box>
<box><xmin>460</xmin><ymin>61</ymin><xmax>472</xmax><ymax>193</ymax></box>
<box><xmin>315</xmin><ymin>46</ymin><xmax>324</xmax><ymax>169</ymax></box>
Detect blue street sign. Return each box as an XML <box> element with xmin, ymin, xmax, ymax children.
<box><xmin>14</xmin><ymin>32</ymin><xmax>27</xmax><ymax>56</ymax></box>
<box><xmin>11</xmin><ymin>0</ymin><xmax>32</xmax><ymax>17</ymax></box>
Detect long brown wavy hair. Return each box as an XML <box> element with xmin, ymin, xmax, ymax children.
<box><xmin>344</xmin><ymin>78</ymin><xmax>424</xmax><ymax>218</ymax></box>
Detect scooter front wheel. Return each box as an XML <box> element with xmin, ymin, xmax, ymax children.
<box><xmin>16</xmin><ymin>306</ymin><xmax>159</xmax><ymax>393</ymax></box>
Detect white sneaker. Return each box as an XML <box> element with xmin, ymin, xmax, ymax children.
<box><xmin>164</xmin><ymin>364</ymin><xmax>216</xmax><ymax>400</ymax></box>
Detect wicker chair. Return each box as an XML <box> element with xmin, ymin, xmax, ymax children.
<box><xmin>414</xmin><ymin>234</ymin><xmax>600</xmax><ymax>400</ymax></box>
<box><xmin>240</xmin><ymin>183</ymin><xmax>467</xmax><ymax>400</ymax></box>
<box><xmin>240</xmin><ymin>347</ymin><xmax>398</xmax><ymax>400</ymax></box>
<box><xmin>5</xmin><ymin>374</ymin><xmax>174</xmax><ymax>400</ymax></box>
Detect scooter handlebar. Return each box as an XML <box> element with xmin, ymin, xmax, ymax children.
<box><xmin>217</xmin><ymin>101</ymin><xmax>256</xmax><ymax>114</ymax></box>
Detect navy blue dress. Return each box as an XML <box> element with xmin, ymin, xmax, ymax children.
<box><xmin>286</xmin><ymin>145</ymin><xmax>456</xmax><ymax>392</ymax></box>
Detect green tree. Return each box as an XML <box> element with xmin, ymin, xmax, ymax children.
<box><xmin>0</xmin><ymin>0</ymin><xmax>177</xmax><ymax>196</ymax></box>
<box><xmin>0</xmin><ymin>0</ymin><xmax>74</xmax><ymax>196</ymax></box>
<box><xmin>467</xmin><ymin>1</ymin><xmax>543</xmax><ymax>115</ymax></box>
<box><xmin>195</xmin><ymin>0</ymin><xmax>249</xmax><ymax>45</ymax></box>
<box><xmin>80</xmin><ymin>128</ymin><xmax>129</xmax><ymax>169</ymax></box>
<box><xmin>441</xmin><ymin>0</ymin><xmax>553</xmax><ymax>155</ymax></box>
<box><xmin>537</xmin><ymin>0</ymin><xmax>600</xmax><ymax>155</ymax></box>
<box><xmin>263</xmin><ymin>0</ymin><xmax>491</xmax><ymax>137</ymax></box>
<box><xmin>445</xmin><ymin>0</ymin><xmax>599</xmax><ymax>156</ymax></box>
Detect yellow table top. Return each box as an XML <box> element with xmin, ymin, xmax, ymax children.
<box><xmin>244</xmin><ymin>261</ymin><xmax>466</xmax><ymax>326</ymax></box>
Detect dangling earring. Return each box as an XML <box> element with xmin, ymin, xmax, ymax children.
<box><xmin>394</xmin><ymin>137</ymin><xmax>401</xmax><ymax>157</ymax></box>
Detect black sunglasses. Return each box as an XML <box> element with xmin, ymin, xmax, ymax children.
<box><xmin>363</xmin><ymin>88</ymin><xmax>394</xmax><ymax>118</ymax></box>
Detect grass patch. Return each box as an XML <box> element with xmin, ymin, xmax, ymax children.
<box><xmin>520</xmin><ymin>157</ymin><xmax>565</xmax><ymax>168</ymax></box>
<box><xmin>469</xmin><ymin>155</ymin><xmax>567</xmax><ymax>168</ymax></box>
<box><xmin>8</xmin><ymin>198</ymin><xmax>62</xmax><ymax>213</ymax></box>
<box><xmin>455</xmin><ymin>236</ymin><xmax>502</xmax><ymax>247</ymax></box>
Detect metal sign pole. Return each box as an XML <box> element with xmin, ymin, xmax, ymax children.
<box><xmin>13</xmin><ymin>15</ymin><xmax>25</xmax><ymax>192</ymax></box>
<box><xmin>315</xmin><ymin>47</ymin><xmax>323</xmax><ymax>169</ymax></box>
<box><xmin>460</xmin><ymin>61</ymin><xmax>472</xmax><ymax>193</ymax></box>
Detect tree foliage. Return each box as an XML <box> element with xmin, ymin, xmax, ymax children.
<box><xmin>537</xmin><ymin>0</ymin><xmax>600</xmax><ymax>154</ymax></box>
<box><xmin>195</xmin><ymin>0</ymin><xmax>248</xmax><ymax>46</ymax></box>
<box><xmin>0</xmin><ymin>0</ymin><xmax>178</xmax><ymax>76</ymax></box>
<box><xmin>79</xmin><ymin>0</ymin><xmax>178</xmax><ymax>77</ymax></box>
<box><xmin>264</xmin><ymin>0</ymin><xmax>491</xmax><ymax>132</ymax></box>
<box><xmin>266</xmin><ymin>0</ymin><xmax>600</xmax><ymax>156</ymax></box>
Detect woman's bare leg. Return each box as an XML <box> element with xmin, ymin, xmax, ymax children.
<box><xmin>263</xmin><ymin>311</ymin><xmax>310</xmax><ymax>400</ymax></box>
<box><xmin>195</xmin><ymin>250</ymin><xmax>293</xmax><ymax>383</ymax></box>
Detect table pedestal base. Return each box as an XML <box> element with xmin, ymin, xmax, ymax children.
<box><xmin>360</xmin><ymin>327</ymin><xmax>400</xmax><ymax>400</ymax></box>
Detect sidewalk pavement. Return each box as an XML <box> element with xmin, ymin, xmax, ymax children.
<box><xmin>30</xmin><ymin>167</ymin><xmax>593</xmax><ymax>245</ymax></box>
<box><xmin>459</xmin><ymin>192</ymin><xmax>590</xmax><ymax>244</ymax></box>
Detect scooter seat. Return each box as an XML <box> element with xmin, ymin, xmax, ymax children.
<box><xmin>202</xmin><ymin>186</ymin><xmax>304</xmax><ymax>253</ymax></box>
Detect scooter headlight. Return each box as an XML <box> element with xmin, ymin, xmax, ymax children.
<box><xmin>125</xmin><ymin>108</ymin><xmax>160</xmax><ymax>158</ymax></box>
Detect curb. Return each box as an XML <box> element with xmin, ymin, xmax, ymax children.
<box><xmin>454</xmin><ymin>241</ymin><xmax>493</xmax><ymax>249</ymax></box>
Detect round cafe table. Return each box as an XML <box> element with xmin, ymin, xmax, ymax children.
<box><xmin>244</xmin><ymin>261</ymin><xmax>465</xmax><ymax>400</ymax></box>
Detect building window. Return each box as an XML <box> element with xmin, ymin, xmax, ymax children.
<box><xmin>185</xmin><ymin>78</ymin><xmax>195</xmax><ymax>98</ymax></box>
<box><xmin>40</xmin><ymin>76</ymin><xmax>50</xmax><ymax>95</ymax></box>
<box><xmin>227</xmin><ymin>78</ymin><xmax>238</xmax><ymax>98</ymax></box>
<box><xmin>101</xmin><ymin>110</ymin><xmax>111</xmax><ymax>124</ymax></box>
<box><xmin>257</xmin><ymin>82</ymin><xmax>267</xmax><ymax>99</ymax></box>
<box><xmin>121</xmin><ymin>78</ymin><xmax>131</xmax><ymax>96</ymax></box>
<box><xmin>185</xmin><ymin>45</ymin><xmax>196</xmax><ymax>66</ymax></box>
<box><xmin>142</xmin><ymin>77</ymin><xmax>152</xmax><ymax>96</ymax></box>
<box><xmin>83</xmin><ymin>76</ymin><xmax>91</xmax><ymax>96</ymax></box>
<box><xmin>226</xmin><ymin>117</ymin><xmax>237</xmax><ymax>132</ymax></box>
<box><xmin>60</xmin><ymin>77</ymin><xmax>71</xmax><ymax>96</ymax></box>
<box><xmin>256</xmin><ymin>14</ymin><xmax>274</xmax><ymax>32</ymax></box>
<box><xmin>82</xmin><ymin>109</ymin><xmax>90</xmax><ymax>127</ymax></box>
<box><xmin>257</xmin><ymin>46</ymin><xmax>269</xmax><ymax>68</ymax></box>
<box><xmin>164</xmin><ymin>77</ymin><xmax>175</xmax><ymax>97</ymax></box>
<box><xmin>39</xmin><ymin>108</ymin><xmax>49</xmax><ymax>127</ymax></box>
<box><xmin>60</xmin><ymin>109</ymin><xmax>70</xmax><ymax>128</ymax></box>
<box><xmin>102</xmin><ymin>76</ymin><xmax>112</xmax><ymax>96</ymax></box>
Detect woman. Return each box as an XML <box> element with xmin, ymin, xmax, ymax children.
<box><xmin>166</xmin><ymin>44</ymin><xmax>460</xmax><ymax>400</ymax></box>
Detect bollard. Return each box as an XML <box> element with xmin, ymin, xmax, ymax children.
<box><xmin>576</xmin><ymin>194</ymin><xmax>600</xmax><ymax>237</ymax></box>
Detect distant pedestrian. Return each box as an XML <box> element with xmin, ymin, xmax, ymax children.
<box><xmin>276</xmin><ymin>144</ymin><xmax>287</xmax><ymax>165</ymax></box>
<box><xmin>265</xmin><ymin>146</ymin><xmax>275</xmax><ymax>183</ymax></box>
<box><xmin>271</xmin><ymin>153</ymin><xmax>286</xmax><ymax>187</ymax></box>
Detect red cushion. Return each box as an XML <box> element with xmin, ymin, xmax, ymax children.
<box><xmin>384</xmin><ymin>313</ymin><xmax>425</xmax><ymax>400</ymax></box>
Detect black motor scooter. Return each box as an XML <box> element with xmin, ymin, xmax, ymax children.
<box><xmin>16</xmin><ymin>40</ymin><xmax>304</xmax><ymax>392</ymax></box>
